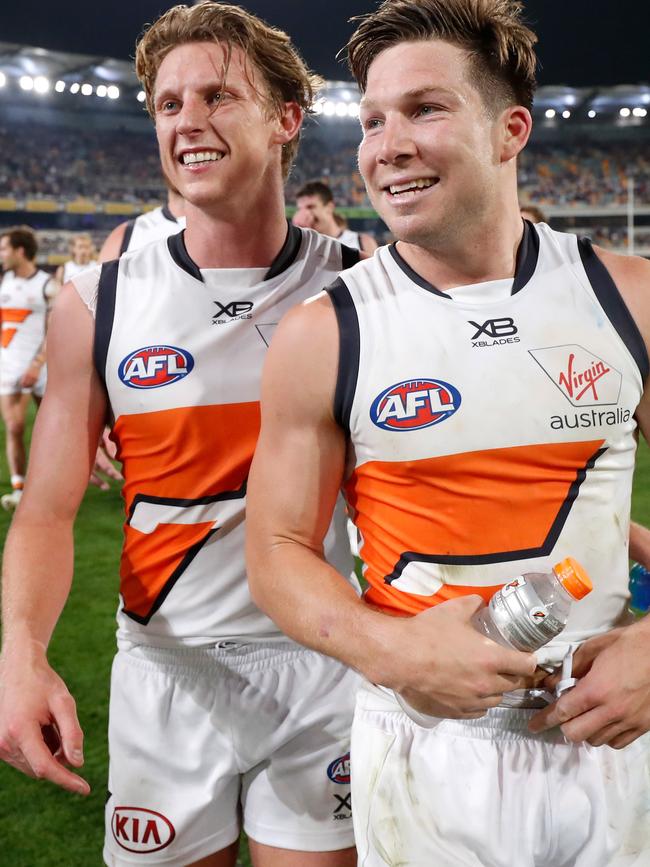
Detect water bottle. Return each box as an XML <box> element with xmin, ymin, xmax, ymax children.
<box><xmin>472</xmin><ymin>557</ymin><xmax>592</xmax><ymax>652</ymax></box>
<box><xmin>629</xmin><ymin>562</ymin><xmax>650</xmax><ymax>618</ymax></box>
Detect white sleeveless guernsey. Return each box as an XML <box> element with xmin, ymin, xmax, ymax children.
<box><xmin>63</xmin><ymin>259</ymin><xmax>96</xmax><ymax>284</ymax></box>
<box><xmin>0</xmin><ymin>268</ymin><xmax>53</xmax><ymax>361</ymax></box>
<box><xmin>337</xmin><ymin>229</ymin><xmax>362</xmax><ymax>251</ymax></box>
<box><xmin>120</xmin><ymin>205</ymin><xmax>187</xmax><ymax>255</ymax></box>
<box><xmin>329</xmin><ymin>222</ymin><xmax>648</xmax><ymax>666</ymax></box>
<box><xmin>91</xmin><ymin>225</ymin><xmax>359</xmax><ymax>646</ymax></box>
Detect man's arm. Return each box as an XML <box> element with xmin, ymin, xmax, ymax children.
<box><xmin>530</xmin><ymin>249</ymin><xmax>650</xmax><ymax>747</ymax></box>
<box><xmin>630</xmin><ymin>522</ymin><xmax>650</xmax><ymax>571</ymax></box>
<box><xmin>20</xmin><ymin>277</ymin><xmax>58</xmax><ymax>390</ymax></box>
<box><xmin>98</xmin><ymin>222</ymin><xmax>128</xmax><ymax>262</ymax></box>
<box><xmin>0</xmin><ymin>283</ymin><xmax>108</xmax><ymax>794</ymax></box>
<box><xmin>246</xmin><ymin>293</ymin><xmax>536</xmax><ymax>719</ymax></box>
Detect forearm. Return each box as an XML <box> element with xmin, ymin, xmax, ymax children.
<box><xmin>630</xmin><ymin>520</ymin><xmax>650</xmax><ymax>570</ymax></box>
<box><xmin>1</xmin><ymin>512</ymin><xmax>74</xmax><ymax>652</ymax></box>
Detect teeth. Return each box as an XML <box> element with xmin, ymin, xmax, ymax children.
<box><xmin>389</xmin><ymin>178</ymin><xmax>434</xmax><ymax>195</ymax></box>
<box><xmin>182</xmin><ymin>151</ymin><xmax>223</xmax><ymax>165</ymax></box>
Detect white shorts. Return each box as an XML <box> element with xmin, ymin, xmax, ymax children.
<box><xmin>103</xmin><ymin>641</ymin><xmax>358</xmax><ymax>866</ymax></box>
<box><xmin>352</xmin><ymin>681</ymin><xmax>650</xmax><ymax>867</ymax></box>
<box><xmin>0</xmin><ymin>361</ymin><xmax>46</xmax><ymax>396</ymax></box>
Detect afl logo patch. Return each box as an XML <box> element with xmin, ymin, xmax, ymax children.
<box><xmin>327</xmin><ymin>752</ymin><xmax>351</xmax><ymax>784</ymax></box>
<box><xmin>118</xmin><ymin>345</ymin><xmax>194</xmax><ymax>389</ymax></box>
<box><xmin>370</xmin><ymin>378</ymin><xmax>461</xmax><ymax>431</ymax></box>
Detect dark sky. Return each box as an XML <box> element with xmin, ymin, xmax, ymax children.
<box><xmin>2</xmin><ymin>0</ymin><xmax>649</xmax><ymax>87</ymax></box>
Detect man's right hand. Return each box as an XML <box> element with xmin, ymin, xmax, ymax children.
<box><xmin>386</xmin><ymin>595</ymin><xmax>538</xmax><ymax>719</ymax></box>
<box><xmin>0</xmin><ymin>643</ymin><xmax>90</xmax><ymax>794</ymax></box>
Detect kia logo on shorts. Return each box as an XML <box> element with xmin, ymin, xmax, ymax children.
<box><xmin>118</xmin><ymin>345</ymin><xmax>194</xmax><ymax>389</ymax></box>
<box><xmin>327</xmin><ymin>752</ymin><xmax>351</xmax><ymax>784</ymax></box>
<box><xmin>370</xmin><ymin>378</ymin><xmax>461</xmax><ymax>431</ymax></box>
<box><xmin>111</xmin><ymin>806</ymin><xmax>175</xmax><ymax>853</ymax></box>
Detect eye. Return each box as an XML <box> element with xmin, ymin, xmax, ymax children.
<box><xmin>362</xmin><ymin>117</ymin><xmax>384</xmax><ymax>132</ymax></box>
<box><xmin>208</xmin><ymin>92</ymin><xmax>223</xmax><ymax>105</ymax></box>
<box><xmin>160</xmin><ymin>99</ymin><xmax>179</xmax><ymax>113</ymax></box>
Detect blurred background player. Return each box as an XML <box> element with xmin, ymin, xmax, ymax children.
<box><xmin>293</xmin><ymin>180</ymin><xmax>377</xmax><ymax>253</ymax></box>
<box><xmin>0</xmin><ymin>227</ymin><xmax>57</xmax><ymax>510</ymax></box>
<box><xmin>99</xmin><ymin>185</ymin><xmax>185</xmax><ymax>261</ymax></box>
<box><xmin>55</xmin><ymin>232</ymin><xmax>97</xmax><ymax>287</ymax></box>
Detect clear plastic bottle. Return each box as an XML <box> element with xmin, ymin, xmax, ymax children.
<box><xmin>472</xmin><ymin>557</ymin><xmax>592</xmax><ymax>652</ymax></box>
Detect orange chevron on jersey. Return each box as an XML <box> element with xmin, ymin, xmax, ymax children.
<box><xmin>1</xmin><ymin>308</ymin><xmax>33</xmax><ymax>347</ymax></box>
<box><xmin>113</xmin><ymin>401</ymin><xmax>260</xmax><ymax>621</ymax></box>
<box><xmin>346</xmin><ymin>440</ymin><xmax>605</xmax><ymax>616</ymax></box>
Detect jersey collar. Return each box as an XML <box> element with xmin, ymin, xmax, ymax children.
<box><xmin>167</xmin><ymin>220</ymin><xmax>303</xmax><ymax>283</ymax></box>
<box><xmin>161</xmin><ymin>205</ymin><xmax>179</xmax><ymax>224</ymax></box>
<box><xmin>389</xmin><ymin>219</ymin><xmax>540</xmax><ymax>298</ymax></box>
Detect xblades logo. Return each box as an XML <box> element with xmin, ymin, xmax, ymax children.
<box><xmin>470</xmin><ymin>318</ymin><xmax>520</xmax><ymax>348</ymax></box>
<box><xmin>213</xmin><ymin>300</ymin><xmax>254</xmax><ymax>325</ymax></box>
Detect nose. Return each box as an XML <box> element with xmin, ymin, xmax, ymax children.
<box><xmin>377</xmin><ymin>114</ymin><xmax>417</xmax><ymax>165</ymax></box>
<box><xmin>176</xmin><ymin>95</ymin><xmax>209</xmax><ymax>137</ymax></box>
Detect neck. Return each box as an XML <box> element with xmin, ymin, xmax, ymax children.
<box><xmin>183</xmin><ymin>194</ymin><xmax>289</xmax><ymax>269</ymax></box>
<box><xmin>397</xmin><ymin>205</ymin><xmax>525</xmax><ymax>291</ymax></box>
<box><xmin>14</xmin><ymin>261</ymin><xmax>36</xmax><ymax>279</ymax></box>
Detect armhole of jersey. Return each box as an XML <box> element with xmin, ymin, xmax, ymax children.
<box><xmin>327</xmin><ymin>277</ymin><xmax>360</xmax><ymax>433</ymax></box>
<box><xmin>119</xmin><ymin>220</ymin><xmax>136</xmax><ymax>256</ymax></box>
<box><xmin>578</xmin><ymin>237</ymin><xmax>650</xmax><ymax>381</ymax></box>
<box><xmin>93</xmin><ymin>260</ymin><xmax>119</xmax><ymax>386</ymax></box>
<box><xmin>340</xmin><ymin>244</ymin><xmax>361</xmax><ymax>270</ymax></box>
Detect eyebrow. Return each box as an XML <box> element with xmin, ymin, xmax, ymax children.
<box><xmin>360</xmin><ymin>85</ymin><xmax>457</xmax><ymax>111</ymax></box>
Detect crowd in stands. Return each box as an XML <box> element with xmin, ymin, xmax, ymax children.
<box><xmin>1</xmin><ymin>121</ymin><xmax>649</xmax><ymax>210</ymax></box>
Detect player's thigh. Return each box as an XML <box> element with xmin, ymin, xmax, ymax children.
<box><xmin>0</xmin><ymin>391</ymin><xmax>29</xmax><ymax>426</ymax></box>
<box><xmin>185</xmin><ymin>841</ymin><xmax>240</xmax><ymax>867</ymax></box>
<box><xmin>248</xmin><ymin>839</ymin><xmax>356</xmax><ymax>867</ymax></box>
<box><xmin>241</xmin><ymin>649</ymin><xmax>358</xmax><ymax>854</ymax></box>
<box><xmin>104</xmin><ymin>646</ymin><xmax>242</xmax><ymax>867</ymax></box>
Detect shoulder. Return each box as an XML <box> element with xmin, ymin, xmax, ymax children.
<box><xmin>592</xmin><ymin>246</ymin><xmax>650</xmax><ymax>352</ymax></box>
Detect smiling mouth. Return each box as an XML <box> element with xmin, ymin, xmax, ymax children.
<box><xmin>179</xmin><ymin>150</ymin><xmax>224</xmax><ymax>165</ymax></box>
<box><xmin>384</xmin><ymin>178</ymin><xmax>439</xmax><ymax>198</ymax></box>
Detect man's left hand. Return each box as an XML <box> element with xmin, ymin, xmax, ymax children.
<box><xmin>528</xmin><ymin>622</ymin><xmax>650</xmax><ymax>748</ymax></box>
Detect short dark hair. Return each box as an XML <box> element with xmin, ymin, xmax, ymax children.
<box><xmin>520</xmin><ymin>203</ymin><xmax>546</xmax><ymax>224</ymax></box>
<box><xmin>296</xmin><ymin>180</ymin><xmax>334</xmax><ymax>204</ymax></box>
<box><xmin>1</xmin><ymin>226</ymin><xmax>38</xmax><ymax>261</ymax></box>
<box><xmin>346</xmin><ymin>0</ymin><xmax>538</xmax><ymax>113</ymax></box>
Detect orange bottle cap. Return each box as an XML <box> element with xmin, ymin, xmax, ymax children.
<box><xmin>553</xmin><ymin>557</ymin><xmax>592</xmax><ymax>600</ymax></box>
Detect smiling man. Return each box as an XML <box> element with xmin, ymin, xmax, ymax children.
<box><xmin>247</xmin><ymin>1</ymin><xmax>650</xmax><ymax>865</ymax></box>
<box><xmin>0</xmin><ymin>4</ymin><xmax>360</xmax><ymax>867</ymax></box>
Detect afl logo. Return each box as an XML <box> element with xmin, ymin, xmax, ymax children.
<box><xmin>370</xmin><ymin>378</ymin><xmax>461</xmax><ymax>431</ymax></box>
<box><xmin>327</xmin><ymin>752</ymin><xmax>351</xmax><ymax>784</ymax></box>
<box><xmin>118</xmin><ymin>345</ymin><xmax>194</xmax><ymax>389</ymax></box>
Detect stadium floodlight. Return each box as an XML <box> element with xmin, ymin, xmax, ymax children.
<box><xmin>347</xmin><ymin>102</ymin><xmax>359</xmax><ymax>118</ymax></box>
<box><xmin>0</xmin><ymin>72</ymin><xmax>6</xmax><ymax>89</ymax></box>
<box><xmin>323</xmin><ymin>100</ymin><xmax>336</xmax><ymax>117</ymax></box>
<box><xmin>544</xmin><ymin>108</ymin><xmax>555</xmax><ymax>119</ymax></box>
<box><xmin>107</xmin><ymin>85</ymin><xmax>120</xmax><ymax>100</ymax></box>
<box><xmin>335</xmin><ymin>101</ymin><xmax>348</xmax><ymax>117</ymax></box>
<box><xmin>96</xmin><ymin>84</ymin><xmax>108</xmax><ymax>98</ymax></box>
<box><xmin>562</xmin><ymin>110</ymin><xmax>571</xmax><ymax>119</ymax></box>
<box><xmin>55</xmin><ymin>80</ymin><xmax>66</xmax><ymax>93</ymax></box>
<box><xmin>619</xmin><ymin>107</ymin><xmax>631</xmax><ymax>117</ymax></box>
<box><xmin>588</xmin><ymin>110</ymin><xmax>597</xmax><ymax>118</ymax></box>
<box><xmin>34</xmin><ymin>76</ymin><xmax>50</xmax><ymax>94</ymax></box>
<box><xmin>633</xmin><ymin>107</ymin><xmax>647</xmax><ymax>118</ymax></box>
<box><xmin>137</xmin><ymin>90</ymin><xmax>146</xmax><ymax>103</ymax></box>
<box><xmin>19</xmin><ymin>75</ymin><xmax>34</xmax><ymax>91</ymax></box>
<box><xmin>81</xmin><ymin>83</ymin><xmax>93</xmax><ymax>96</ymax></box>
<box><xmin>70</xmin><ymin>82</ymin><xmax>80</xmax><ymax>94</ymax></box>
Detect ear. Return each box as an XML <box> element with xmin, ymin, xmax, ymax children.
<box><xmin>273</xmin><ymin>101</ymin><xmax>303</xmax><ymax>146</ymax></box>
<box><xmin>499</xmin><ymin>105</ymin><xmax>532</xmax><ymax>163</ymax></box>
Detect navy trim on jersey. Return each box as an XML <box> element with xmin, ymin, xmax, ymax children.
<box><xmin>161</xmin><ymin>205</ymin><xmax>179</xmax><ymax>224</ymax></box>
<box><xmin>94</xmin><ymin>259</ymin><xmax>120</xmax><ymax>385</ymax></box>
<box><xmin>388</xmin><ymin>245</ymin><xmax>450</xmax><ymax>298</ymax></box>
<box><xmin>384</xmin><ymin>445</ymin><xmax>607</xmax><ymax>579</ymax></box>
<box><xmin>512</xmin><ymin>220</ymin><xmax>540</xmax><ymax>295</ymax></box>
<box><xmin>578</xmin><ymin>238</ymin><xmax>649</xmax><ymax>382</ymax></box>
<box><xmin>167</xmin><ymin>231</ymin><xmax>203</xmax><ymax>281</ymax></box>
<box><xmin>341</xmin><ymin>245</ymin><xmax>361</xmax><ymax>270</ymax></box>
<box><xmin>265</xmin><ymin>222</ymin><xmax>302</xmax><ymax>280</ymax></box>
<box><xmin>328</xmin><ymin>278</ymin><xmax>360</xmax><ymax>433</ymax></box>
<box><xmin>119</xmin><ymin>220</ymin><xmax>136</xmax><ymax>256</ymax></box>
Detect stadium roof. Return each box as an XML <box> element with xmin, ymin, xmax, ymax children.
<box><xmin>0</xmin><ymin>42</ymin><xmax>649</xmax><ymax>124</ymax></box>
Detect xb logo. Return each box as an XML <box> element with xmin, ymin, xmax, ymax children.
<box><xmin>469</xmin><ymin>318</ymin><xmax>518</xmax><ymax>339</ymax></box>
<box><xmin>213</xmin><ymin>300</ymin><xmax>254</xmax><ymax>324</ymax></box>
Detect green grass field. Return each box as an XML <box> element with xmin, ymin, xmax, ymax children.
<box><xmin>0</xmin><ymin>406</ymin><xmax>648</xmax><ymax>865</ymax></box>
